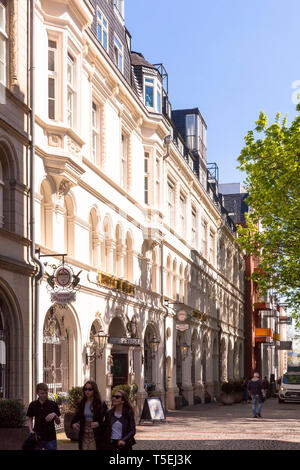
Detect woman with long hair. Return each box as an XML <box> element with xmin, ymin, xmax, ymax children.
<box><xmin>71</xmin><ymin>381</ymin><xmax>108</xmax><ymax>450</ymax></box>
<box><xmin>106</xmin><ymin>389</ymin><xmax>136</xmax><ymax>450</ymax></box>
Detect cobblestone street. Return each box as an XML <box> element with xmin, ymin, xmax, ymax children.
<box><xmin>57</xmin><ymin>398</ymin><xmax>300</xmax><ymax>450</ymax></box>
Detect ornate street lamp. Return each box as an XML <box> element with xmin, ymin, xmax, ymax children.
<box><xmin>181</xmin><ymin>342</ymin><xmax>190</xmax><ymax>360</ymax></box>
<box><xmin>87</xmin><ymin>329</ymin><xmax>109</xmax><ymax>363</ymax></box>
<box><xmin>149</xmin><ymin>335</ymin><xmax>160</xmax><ymax>356</ymax></box>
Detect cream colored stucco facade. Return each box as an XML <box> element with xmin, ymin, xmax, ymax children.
<box><xmin>0</xmin><ymin>0</ymin><xmax>245</xmax><ymax>412</ymax></box>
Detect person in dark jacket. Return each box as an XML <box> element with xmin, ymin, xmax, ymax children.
<box><xmin>71</xmin><ymin>381</ymin><xmax>108</xmax><ymax>450</ymax></box>
<box><xmin>248</xmin><ymin>372</ymin><xmax>265</xmax><ymax>418</ymax></box>
<box><xmin>106</xmin><ymin>390</ymin><xmax>136</xmax><ymax>451</ymax></box>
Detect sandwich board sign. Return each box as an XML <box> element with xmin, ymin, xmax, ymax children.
<box><xmin>139</xmin><ymin>397</ymin><xmax>166</xmax><ymax>424</ymax></box>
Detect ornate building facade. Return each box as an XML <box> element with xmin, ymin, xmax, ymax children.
<box><xmin>0</xmin><ymin>0</ymin><xmax>245</xmax><ymax>412</ymax></box>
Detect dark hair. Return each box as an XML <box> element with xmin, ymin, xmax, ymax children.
<box><xmin>79</xmin><ymin>381</ymin><xmax>102</xmax><ymax>415</ymax></box>
<box><xmin>112</xmin><ymin>390</ymin><xmax>133</xmax><ymax>413</ymax></box>
<box><xmin>36</xmin><ymin>383</ymin><xmax>48</xmax><ymax>393</ymax></box>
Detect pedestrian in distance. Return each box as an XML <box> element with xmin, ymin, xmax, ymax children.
<box><xmin>71</xmin><ymin>381</ymin><xmax>108</xmax><ymax>450</ymax></box>
<box><xmin>248</xmin><ymin>372</ymin><xmax>265</xmax><ymax>418</ymax></box>
<box><xmin>106</xmin><ymin>389</ymin><xmax>136</xmax><ymax>451</ymax></box>
<box><xmin>262</xmin><ymin>376</ymin><xmax>270</xmax><ymax>398</ymax></box>
<box><xmin>26</xmin><ymin>382</ymin><xmax>61</xmax><ymax>450</ymax></box>
<box><xmin>242</xmin><ymin>377</ymin><xmax>250</xmax><ymax>404</ymax></box>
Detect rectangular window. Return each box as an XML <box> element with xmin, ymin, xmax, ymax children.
<box><xmin>179</xmin><ymin>193</ymin><xmax>186</xmax><ymax>236</ymax></box>
<box><xmin>121</xmin><ymin>133</ymin><xmax>128</xmax><ymax>189</ymax></box>
<box><xmin>167</xmin><ymin>181</ymin><xmax>175</xmax><ymax>227</ymax></box>
<box><xmin>114</xmin><ymin>35</ymin><xmax>123</xmax><ymax>72</ymax></box>
<box><xmin>97</xmin><ymin>9</ymin><xmax>108</xmax><ymax>50</ymax></box>
<box><xmin>155</xmin><ymin>157</ymin><xmax>160</xmax><ymax>207</ymax></box>
<box><xmin>92</xmin><ymin>102</ymin><xmax>100</xmax><ymax>164</ymax></box>
<box><xmin>191</xmin><ymin>207</ymin><xmax>197</xmax><ymax>246</ymax></box>
<box><xmin>144</xmin><ymin>77</ymin><xmax>162</xmax><ymax>113</ymax></box>
<box><xmin>186</xmin><ymin>114</ymin><xmax>196</xmax><ymax>150</ymax></box>
<box><xmin>201</xmin><ymin>219</ymin><xmax>208</xmax><ymax>257</ymax></box>
<box><xmin>114</xmin><ymin>0</ymin><xmax>124</xmax><ymax>17</ymax></box>
<box><xmin>144</xmin><ymin>152</ymin><xmax>150</xmax><ymax>204</ymax></box>
<box><xmin>67</xmin><ymin>53</ymin><xmax>75</xmax><ymax>127</ymax></box>
<box><xmin>209</xmin><ymin>230</ymin><xmax>215</xmax><ymax>264</ymax></box>
<box><xmin>145</xmin><ymin>78</ymin><xmax>154</xmax><ymax>108</ymax></box>
<box><xmin>48</xmin><ymin>40</ymin><xmax>57</xmax><ymax>119</ymax></box>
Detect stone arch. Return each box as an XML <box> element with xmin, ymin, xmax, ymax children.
<box><xmin>166</xmin><ymin>254</ymin><xmax>172</xmax><ymax>298</ymax></box>
<box><xmin>39</xmin><ymin>178</ymin><xmax>54</xmax><ymax>247</ymax></box>
<box><xmin>227</xmin><ymin>337</ymin><xmax>234</xmax><ymax>381</ymax></box>
<box><xmin>42</xmin><ymin>303</ymin><xmax>80</xmax><ymax>393</ymax></box>
<box><xmin>0</xmin><ymin>277</ymin><xmax>23</xmax><ymax>399</ymax></box>
<box><xmin>144</xmin><ymin>322</ymin><xmax>160</xmax><ymax>385</ymax></box>
<box><xmin>124</xmin><ymin>231</ymin><xmax>133</xmax><ymax>282</ymax></box>
<box><xmin>64</xmin><ymin>193</ymin><xmax>75</xmax><ymax>257</ymax></box>
<box><xmin>89</xmin><ymin>207</ymin><xmax>100</xmax><ymax>266</ymax></box>
<box><xmin>0</xmin><ymin>137</ymin><xmax>20</xmax><ymax>231</ymax></box>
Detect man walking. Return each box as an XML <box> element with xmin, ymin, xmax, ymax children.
<box><xmin>26</xmin><ymin>383</ymin><xmax>61</xmax><ymax>450</ymax></box>
<box><xmin>248</xmin><ymin>372</ymin><xmax>265</xmax><ymax>418</ymax></box>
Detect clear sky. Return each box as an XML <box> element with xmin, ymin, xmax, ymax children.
<box><xmin>125</xmin><ymin>0</ymin><xmax>300</xmax><ymax>184</ymax></box>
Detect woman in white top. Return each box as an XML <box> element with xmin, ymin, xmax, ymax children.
<box><xmin>106</xmin><ymin>390</ymin><xmax>136</xmax><ymax>450</ymax></box>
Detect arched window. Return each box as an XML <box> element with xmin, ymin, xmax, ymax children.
<box><xmin>0</xmin><ymin>301</ymin><xmax>8</xmax><ymax>398</ymax></box>
<box><xmin>172</xmin><ymin>259</ymin><xmax>177</xmax><ymax>300</ymax></box>
<box><xmin>115</xmin><ymin>225</ymin><xmax>123</xmax><ymax>277</ymax></box>
<box><xmin>40</xmin><ymin>179</ymin><xmax>53</xmax><ymax>248</ymax></box>
<box><xmin>152</xmin><ymin>250</ymin><xmax>157</xmax><ymax>292</ymax></box>
<box><xmin>166</xmin><ymin>256</ymin><xmax>171</xmax><ymax>298</ymax></box>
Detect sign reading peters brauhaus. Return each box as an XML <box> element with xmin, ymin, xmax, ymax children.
<box><xmin>97</xmin><ymin>272</ymin><xmax>135</xmax><ymax>295</ymax></box>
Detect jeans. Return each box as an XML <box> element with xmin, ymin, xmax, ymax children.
<box><xmin>251</xmin><ymin>395</ymin><xmax>263</xmax><ymax>417</ymax></box>
<box><xmin>37</xmin><ymin>439</ymin><xmax>58</xmax><ymax>450</ymax></box>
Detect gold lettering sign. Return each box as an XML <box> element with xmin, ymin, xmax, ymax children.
<box><xmin>98</xmin><ymin>272</ymin><xmax>135</xmax><ymax>296</ymax></box>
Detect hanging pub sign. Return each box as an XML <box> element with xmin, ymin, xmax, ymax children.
<box><xmin>45</xmin><ymin>261</ymin><xmax>81</xmax><ymax>306</ymax></box>
<box><xmin>176</xmin><ymin>324</ymin><xmax>189</xmax><ymax>331</ymax></box>
<box><xmin>176</xmin><ymin>310</ymin><xmax>189</xmax><ymax>322</ymax></box>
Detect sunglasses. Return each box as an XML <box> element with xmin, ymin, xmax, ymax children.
<box><xmin>84</xmin><ymin>387</ymin><xmax>94</xmax><ymax>392</ymax></box>
<box><xmin>112</xmin><ymin>395</ymin><xmax>122</xmax><ymax>399</ymax></box>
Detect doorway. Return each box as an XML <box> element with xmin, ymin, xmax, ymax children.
<box><xmin>111</xmin><ymin>353</ymin><xmax>128</xmax><ymax>387</ymax></box>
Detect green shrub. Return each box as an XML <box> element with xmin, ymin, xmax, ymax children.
<box><xmin>68</xmin><ymin>386</ymin><xmax>83</xmax><ymax>411</ymax></box>
<box><xmin>221</xmin><ymin>381</ymin><xmax>234</xmax><ymax>394</ymax></box>
<box><xmin>112</xmin><ymin>384</ymin><xmax>131</xmax><ymax>398</ymax></box>
<box><xmin>0</xmin><ymin>399</ymin><xmax>26</xmax><ymax>428</ymax></box>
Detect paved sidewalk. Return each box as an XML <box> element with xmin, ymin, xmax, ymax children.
<box><xmin>57</xmin><ymin>398</ymin><xmax>300</xmax><ymax>450</ymax></box>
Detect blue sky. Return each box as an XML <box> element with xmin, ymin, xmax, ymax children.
<box><xmin>126</xmin><ymin>0</ymin><xmax>300</xmax><ymax>184</ymax></box>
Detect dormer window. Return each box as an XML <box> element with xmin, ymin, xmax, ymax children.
<box><xmin>144</xmin><ymin>76</ymin><xmax>162</xmax><ymax>113</ymax></box>
<box><xmin>114</xmin><ymin>0</ymin><xmax>124</xmax><ymax>19</ymax></box>
<box><xmin>97</xmin><ymin>9</ymin><xmax>108</xmax><ymax>51</ymax></box>
<box><xmin>113</xmin><ymin>35</ymin><xmax>123</xmax><ymax>72</ymax></box>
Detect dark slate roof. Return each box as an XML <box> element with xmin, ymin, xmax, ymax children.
<box><xmin>220</xmin><ymin>193</ymin><xmax>249</xmax><ymax>224</ymax></box>
<box><xmin>130</xmin><ymin>52</ymin><xmax>158</xmax><ymax>70</ymax></box>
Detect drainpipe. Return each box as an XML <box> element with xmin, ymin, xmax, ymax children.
<box><xmin>29</xmin><ymin>0</ymin><xmax>45</xmax><ymax>392</ymax></box>
<box><xmin>160</xmin><ymin>240</ymin><xmax>168</xmax><ymax>410</ymax></box>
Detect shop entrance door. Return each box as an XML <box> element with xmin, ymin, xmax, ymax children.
<box><xmin>111</xmin><ymin>353</ymin><xmax>128</xmax><ymax>387</ymax></box>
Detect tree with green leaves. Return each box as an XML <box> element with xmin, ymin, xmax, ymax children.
<box><xmin>236</xmin><ymin>108</ymin><xmax>300</xmax><ymax>323</ymax></box>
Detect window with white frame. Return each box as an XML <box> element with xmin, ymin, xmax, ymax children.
<box><xmin>48</xmin><ymin>39</ymin><xmax>57</xmax><ymax>119</ymax></box>
<box><xmin>114</xmin><ymin>0</ymin><xmax>124</xmax><ymax>18</ymax></box>
<box><xmin>155</xmin><ymin>157</ymin><xmax>160</xmax><ymax>207</ymax></box>
<box><xmin>121</xmin><ymin>133</ymin><xmax>128</xmax><ymax>189</ymax></box>
<box><xmin>113</xmin><ymin>35</ymin><xmax>123</xmax><ymax>72</ymax></box>
<box><xmin>209</xmin><ymin>230</ymin><xmax>215</xmax><ymax>264</ymax></box>
<box><xmin>91</xmin><ymin>101</ymin><xmax>100</xmax><ymax>164</ymax></box>
<box><xmin>191</xmin><ymin>206</ymin><xmax>197</xmax><ymax>247</ymax></box>
<box><xmin>144</xmin><ymin>76</ymin><xmax>162</xmax><ymax>113</ymax></box>
<box><xmin>144</xmin><ymin>152</ymin><xmax>150</xmax><ymax>204</ymax></box>
<box><xmin>167</xmin><ymin>180</ymin><xmax>175</xmax><ymax>227</ymax></box>
<box><xmin>179</xmin><ymin>193</ymin><xmax>186</xmax><ymax>236</ymax></box>
<box><xmin>0</xmin><ymin>3</ymin><xmax>6</xmax><ymax>86</ymax></box>
<box><xmin>97</xmin><ymin>9</ymin><xmax>108</xmax><ymax>51</ymax></box>
<box><xmin>67</xmin><ymin>53</ymin><xmax>75</xmax><ymax>127</ymax></box>
<box><xmin>201</xmin><ymin>219</ymin><xmax>208</xmax><ymax>257</ymax></box>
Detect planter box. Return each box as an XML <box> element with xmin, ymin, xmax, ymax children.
<box><xmin>220</xmin><ymin>393</ymin><xmax>234</xmax><ymax>405</ymax></box>
<box><xmin>0</xmin><ymin>427</ymin><xmax>29</xmax><ymax>450</ymax></box>
<box><xmin>64</xmin><ymin>412</ymin><xmax>79</xmax><ymax>441</ymax></box>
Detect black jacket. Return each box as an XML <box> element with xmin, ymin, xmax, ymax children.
<box><xmin>71</xmin><ymin>401</ymin><xmax>108</xmax><ymax>450</ymax></box>
<box><xmin>106</xmin><ymin>407</ymin><xmax>136</xmax><ymax>448</ymax></box>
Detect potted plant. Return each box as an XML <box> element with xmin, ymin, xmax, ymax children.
<box><xmin>63</xmin><ymin>386</ymin><xmax>83</xmax><ymax>441</ymax></box>
<box><xmin>0</xmin><ymin>399</ymin><xmax>28</xmax><ymax>450</ymax></box>
<box><xmin>232</xmin><ymin>380</ymin><xmax>243</xmax><ymax>403</ymax></box>
<box><xmin>220</xmin><ymin>381</ymin><xmax>234</xmax><ymax>405</ymax></box>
